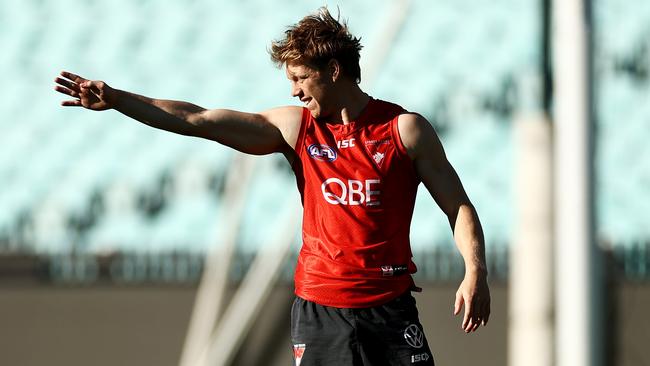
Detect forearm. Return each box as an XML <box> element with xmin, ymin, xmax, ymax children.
<box><xmin>113</xmin><ymin>89</ymin><xmax>206</xmax><ymax>137</ymax></box>
<box><xmin>452</xmin><ymin>204</ymin><xmax>487</xmax><ymax>275</ymax></box>
<box><xmin>451</xmin><ymin>204</ymin><xmax>491</xmax><ymax>332</ymax></box>
<box><xmin>112</xmin><ymin>90</ymin><xmax>288</xmax><ymax>154</ymax></box>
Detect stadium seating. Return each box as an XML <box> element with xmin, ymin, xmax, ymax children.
<box><xmin>0</xmin><ymin>0</ymin><xmax>648</xmax><ymax>276</ymax></box>
<box><xmin>594</xmin><ymin>0</ymin><xmax>650</xmax><ymax>244</ymax></box>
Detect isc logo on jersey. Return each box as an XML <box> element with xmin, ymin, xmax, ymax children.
<box><xmin>307</xmin><ymin>144</ymin><xmax>337</xmax><ymax>162</ymax></box>
<box><xmin>337</xmin><ymin>138</ymin><xmax>355</xmax><ymax>149</ymax></box>
<box><xmin>321</xmin><ymin>178</ymin><xmax>381</xmax><ymax>206</ymax></box>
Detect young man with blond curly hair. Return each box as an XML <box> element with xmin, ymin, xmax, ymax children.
<box><xmin>55</xmin><ymin>8</ymin><xmax>490</xmax><ymax>366</ymax></box>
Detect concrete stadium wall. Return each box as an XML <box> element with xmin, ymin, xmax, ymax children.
<box><xmin>0</xmin><ymin>281</ymin><xmax>647</xmax><ymax>366</ymax></box>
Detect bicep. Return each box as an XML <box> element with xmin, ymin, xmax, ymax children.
<box><xmin>190</xmin><ymin>107</ymin><xmax>300</xmax><ymax>156</ymax></box>
<box><xmin>398</xmin><ymin>113</ymin><xmax>471</xmax><ymax>218</ymax></box>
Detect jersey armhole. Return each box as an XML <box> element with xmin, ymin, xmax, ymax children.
<box><xmin>294</xmin><ymin>107</ymin><xmax>310</xmax><ymax>160</ymax></box>
<box><xmin>391</xmin><ymin>112</ymin><xmax>420</xmax><ymax>182</ymax></box>
<box><xmin>390</xmin><ymin>113</ymin><xmax>410</xmax><ymax>159</ymax></box>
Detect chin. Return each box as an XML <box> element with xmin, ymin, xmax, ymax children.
<box><xmin>309</xmin><ymin>109</ymin><xmax>322</xmax><ymax>120</ymax></box>
<box><xmin>310</xmin><ymin>107</ymin><xmax>332</xmax><ymax>121</ymax></box>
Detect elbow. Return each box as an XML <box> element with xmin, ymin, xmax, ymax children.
<box><xmin>446</xmin><ymin>202</ymin><xmax>479</xmax><ymax>231</ymax></box>
<box><xmin>456</xmin><ymin>203</ymin><xmax>479</xmax><ymax>222</ymax></box>
<box><xmin>186</xmin><ymin>111</ymin><xmax>204</xmax><ymax>128</ymax></box>
<box><xmin>445</xmin><ymin>200</ymin><xmax>474</xmax><ymax>219</ymax></box>
<box><xmin>185</xmin><ymin>111</ymin><xmax>214</xmax><ymax>138</ymax></box>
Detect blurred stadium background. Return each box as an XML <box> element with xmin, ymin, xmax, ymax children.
<box><xmin>0</xmin><ymin>0</ymin><xmax>648</xmax><ymax>365</ymax></box>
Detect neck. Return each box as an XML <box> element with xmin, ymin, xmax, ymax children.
<box><xmin>333</xmin><ymin>84</ymin><xmax>370</xmax><ymax>125</ymax></box>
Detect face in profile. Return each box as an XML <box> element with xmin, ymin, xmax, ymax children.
<box><xmin>286</xmin><ymin>61</ymin><xmax>336</xmax><ymax>120</ymax></box>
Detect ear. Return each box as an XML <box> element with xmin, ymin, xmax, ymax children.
<box><xmin>327</xmin><ymin>59</ymin><xmax>341</xmax><ymax>82</ymax></box>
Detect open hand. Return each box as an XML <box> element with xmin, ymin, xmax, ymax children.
<box><xmin>453</xmin><ymin>271</ymin><xmax>491</xmax><ymax>333</ymax></box>
<box><xmin>54</xmin><ymin>71</ymin><xmax>117</xmax><ymax>111</ymax></box>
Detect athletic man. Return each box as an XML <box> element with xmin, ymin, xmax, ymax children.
<box><xmin>54</xmin><ymin>8</ymin><xmax>490</xmax><ymax>366</ymax></box>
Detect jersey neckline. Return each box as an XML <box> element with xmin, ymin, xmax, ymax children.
<box><xmin>322</xmin><ymin>97</ymin><xmax>376</xmax><ymax>134</ymax></box>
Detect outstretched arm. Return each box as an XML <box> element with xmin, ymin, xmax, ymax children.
<box><xmin>398</xmin><ymin>113</ymin><xmax>490</xmax><ymax>333</ymax></box>
<box><xmin>54</xmin><ymin>71</ymin><xmax>302</xmax><ymax>157</ymax></box>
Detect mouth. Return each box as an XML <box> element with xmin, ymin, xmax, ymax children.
<box><xmin>301</xmin><ymin>98</ymin><xmax>312</xmax><ymax>107</ymax></box>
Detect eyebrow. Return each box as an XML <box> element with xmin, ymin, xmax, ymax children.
<box><xmin>287</xmin><ymin>68</ymin><xmax>308</xmax><ymax>78</ymax></box>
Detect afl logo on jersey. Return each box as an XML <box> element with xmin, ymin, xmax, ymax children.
<box><xmin>307</xmin><ymin>144</ymin><xmax>337</xmax><ymax>162</ymax></box>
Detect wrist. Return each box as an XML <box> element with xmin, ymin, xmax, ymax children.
<box><xmin>465</xmin><ymin>264</ymin><xmax>488</xmax><ymax>278</ymax></box>
<box><xmin>111</xmin><ymin>88</ymin><xmax>124</xmax><ymax>109</ymax></box>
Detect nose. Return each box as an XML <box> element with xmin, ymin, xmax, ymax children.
<box><xmin>291</xmin><ymin>82</ymin><xmax>302</xmax><ymax>98</ymax></box>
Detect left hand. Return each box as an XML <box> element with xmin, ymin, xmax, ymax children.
<box><xmin>453</xmin><ymin>270</ymin><xmax>490</xmax><ymax>333</ymax></box>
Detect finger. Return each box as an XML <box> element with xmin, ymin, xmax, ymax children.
<box><xmin>476</xmin><ymin>303</ymin><xmax>485</xmax><ymax>325</ymax></box>
<box><xmin>454</xmin><ymin>291</ymin><xmax>463</xmax><ymax>316</ymax></box>
<box><xmin>471</xmin><ymin>317</ymin><xmax>481</xmax><ymax>332</ymax></box>
<box><xmin>60</xmin><ymin>71</ymin><xmax>87</xmax><ymax>84</ymax></box>
<box><xmin>55</xmin><ymin>76</ymin><xmax>81</xmax><ymax>92</ymax></box>
<box><xmin>464</xmin><ymin>317</ymin><xmax>474</xmax><ymax>333</ymax></box>
<box><xmin>462</xmin><ymin>299</ymin><xmax>472</xmax><ymax>330</ymax></box>
<box><xmin>463</xmin><ymin>294</ymin><xmax>477</xmax><ymax>329</ymax></box>
<box><xmin>484</xmin><ymin>301</ymin><xmax>491</xmax><ymax>325</ymax></box>
<box><xmin>465</xmin><ymin>312</ymin><xmax>481</xmax><ymax>333</ymax></box>
<box><xmin>54</xmin><ymin>85</ymin><xmax>79</xmax><ymax>98</ymax></box>
<box><xmin>478</xmin><ymin>297</ymin><xmax>490</xmax><ymax>325</ymax></box>
<box><xmin>471</xmin><ymin>300</ymin><xmax>484</xmax><ymax>331</ymax></box>
<box><xmin>61</xmin><ymin>100</ymin><xmax>82</xmax><ymax>107</ymax></box>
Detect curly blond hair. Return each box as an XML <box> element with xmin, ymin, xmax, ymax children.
<box><xmin>270</xmin><ymin>7</ymin><xmax>363</xmax><ymax>83</ymax></box>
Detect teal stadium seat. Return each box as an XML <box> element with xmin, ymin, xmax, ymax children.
<box><xmin>594</xmin><ymin>0</ymin><xmax>650</xmax><ymax>244</ymax></box>
<box><xmin>1</xmin><ymin>0</ymin><xmax>648</xmax><ymax>261</ymax></box>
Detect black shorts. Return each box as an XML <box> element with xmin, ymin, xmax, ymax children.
<box><xmin>290</xmin><ymin>292</ymin><xmax>435</xmax><ymax>366</ymax></box>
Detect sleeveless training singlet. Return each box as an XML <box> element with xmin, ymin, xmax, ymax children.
<box><xmin>292</xmin><ymin>98</ymin><xmax>421</xmax><ymax>308</ymax></box>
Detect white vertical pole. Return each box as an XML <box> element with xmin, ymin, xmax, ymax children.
<box><xmin>179</xmin><ymin>154</ymin><xmax>255</xmax><ymax>366</ymax></box>
<box><xmin>510</xmin><ymin>111</ymin><xmax>554</xmax><ymax>366</ymax></box>
<box><xmin>202</xmin><ymin>207</ymin><xmax>301</xmax><ymax>366</ymax></box>
<box><xmin>552</xmin><ymin>0</ymin><xmax>599</xmax><ymax>365</ymax></box>
<box><xmin>359</xmin><ymin>0</ymin><xmax>411</xmax><ymax>92</ymax></box>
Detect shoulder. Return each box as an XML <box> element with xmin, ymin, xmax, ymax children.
<box><xmin>260</xmin><ymin>106</ymin><xmax>305</xmax><ymax>149</ymax></box>
<box><xmin>370</xmin><ymin>98</ymin><xmax>403</xmax><ymax>119</ymax></box>
<box><xmin>397</xmin><ymin>112</ymin><xmax>429</xmax><ymax>135</ymax></box>
<box><xmin>260</xmin><ymin>105</ymin><xmax>304</xmax><ymax>125</ymax></box>
<box><xmin>396</xmin><ymin>112</ymin><xmax>443</xmax><ymax>160</ymax></box>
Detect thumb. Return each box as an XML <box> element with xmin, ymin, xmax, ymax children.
<box><xmin>454</xmin><ymin>290</ymin><xmax>463</xmax><ymax>315</ymax></box>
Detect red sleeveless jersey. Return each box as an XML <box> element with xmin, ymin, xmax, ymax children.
<box><xmin>292</xmin><ymin>98</ymin><xmax>421</xmax><ymax>308</ymax></box>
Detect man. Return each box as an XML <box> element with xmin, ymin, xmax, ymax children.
<box><xmin>54</xmin><ymin>8</ymin><xmax>489</xmax><ymax>366</ymax></box>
